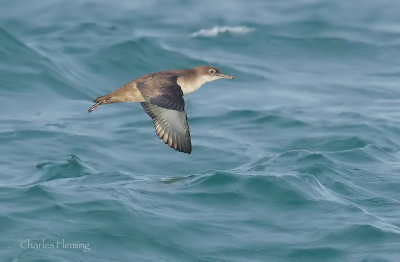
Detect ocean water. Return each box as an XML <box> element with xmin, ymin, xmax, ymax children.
<box><xmin>1</xmin><ymin>0</ymin><xmax>400</xmax><ymax>261</ymax></box>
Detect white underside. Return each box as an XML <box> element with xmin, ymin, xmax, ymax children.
<box><xmin>178</xmin><ymin>75</ymin><xmax>219</xmax><ymax>95</ymax></box>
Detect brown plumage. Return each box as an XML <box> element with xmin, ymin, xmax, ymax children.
<box><xmin>89</xmin><ymin>66</ymin><xmax>234</xmax><ymax>154</ymax></box>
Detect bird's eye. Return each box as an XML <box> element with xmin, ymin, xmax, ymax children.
<box><xmin>209</xmin><ymin>69</ymin><xmax>216</xmax><ymax>73</ymax></box>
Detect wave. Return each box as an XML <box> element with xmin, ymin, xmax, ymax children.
<box><xmin>190</xmin><ymin>26</ymin><xmax>254</xmax><ymax>37</ymax></box>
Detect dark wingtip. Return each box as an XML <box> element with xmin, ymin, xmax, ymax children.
<box><xmin>180</xmin><ymin>147</ymin><xmax>191</xmax><ymax>154</ymax></box>
<box><xmin>183</xmin><ymin>146</ymin><xmax>192</xmax><ymax>154</ymax></box>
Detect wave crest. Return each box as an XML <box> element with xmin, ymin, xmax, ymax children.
<box><xmin>190</xmin><ymin>26</ymin><xmax>254</xmax><ymax>37</ymax></box>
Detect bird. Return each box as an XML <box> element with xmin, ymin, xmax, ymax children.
<box><xmin>88</xmin><ymin>65</ymin><xmax>234</xmax><ymax>154</ymax></box>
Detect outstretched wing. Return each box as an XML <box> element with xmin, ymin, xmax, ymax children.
<box><xmin>141</xmin><ymin>102</ymin><xmax>191</xmax><ymax>154</ymax></box>
<box><xmin>138</xmin><ymin>75</ymin><xmax>191</xmax><ymax>154</ymax></box>
<box><xmin>137</xmin><ymin>75</ymin><xmax>184</xmax><ymax>111</ymax></box>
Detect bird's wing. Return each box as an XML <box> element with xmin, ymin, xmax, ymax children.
<box><xmin>137</xmin><ymin>75</ymin><xmax>185</xmax><ymax>111</ymax></box>
<box><xmin>138</xmin><ymin>75</ymin><xmax>191</xmax><ymax>154</ymax></box>
<box><xmin>141</xmin><ymin>102</ymin><xmax>191</xmax><ymax>154</ymax></box>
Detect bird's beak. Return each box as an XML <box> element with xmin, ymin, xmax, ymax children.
<box><xmin>217</xmin><ymin>73</ymin><xmax>235</xmax><ymax>79</ymax></box>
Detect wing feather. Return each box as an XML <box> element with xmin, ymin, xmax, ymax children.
<box><xmin>141</xmin><ymin>102</ymin><xmax>192</xmax><ymax>154</ymax></box>
<box><xmin>138</xmin><ymin>74</ymin><xmax>191</xmax><ymax>153</ymax></box>
<box><xmin>137</xmin><ymin>76</ymin><xmax>185</xmax><ymax>111</ymax></box>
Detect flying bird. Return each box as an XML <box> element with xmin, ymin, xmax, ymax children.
<box><xmin>89</xmin><ymin>66</ymin><xmax>234</xmax><ymax>154</ymax></box>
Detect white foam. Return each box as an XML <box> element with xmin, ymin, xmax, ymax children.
<box><xmin>190</xmin><ymin>26</ymin><xmax>254</xmax><ymax>38</ymax></box>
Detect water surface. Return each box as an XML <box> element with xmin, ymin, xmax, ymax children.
<box><xmin>1</xmin><ymin>0</ymin><xmax>400</xmax><ymax>261</ymax></box>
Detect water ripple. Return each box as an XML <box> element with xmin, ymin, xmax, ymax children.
<box><xmin>190</xmin><ymin>26</ymin><xmax>254</xmax><ymax>38</ymax></box>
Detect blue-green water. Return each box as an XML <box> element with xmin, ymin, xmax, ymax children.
<box><xmin>1</xmin><ymin>0</ymin><xmax>400</xmax><ymax>261</ymax></box>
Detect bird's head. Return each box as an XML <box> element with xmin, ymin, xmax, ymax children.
<box><xmin>196</xmin><ymin>66</ymin><xmax>235</xmax><ymax>82</ymax></box>
<box><xmin>177</xmin><ymin>65</ymin><xmax>234</xmax><ymax>95</ymax></box>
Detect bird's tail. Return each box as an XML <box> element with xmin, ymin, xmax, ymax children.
<box><xmin>88</xmin><ymin>94</ymin><xmax>112</xmax><ymax>112</ymax></box>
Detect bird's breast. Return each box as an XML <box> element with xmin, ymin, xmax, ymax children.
<box><xmin>177</xmin><ymin>77</ymin><xmax>203</xmax><ymax>95</ymax></box>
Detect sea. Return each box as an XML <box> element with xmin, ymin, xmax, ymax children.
<box><xmin>1</xmin><ymin>0</ymin><xmax>400</xmax><ymax>261</ymax></box>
